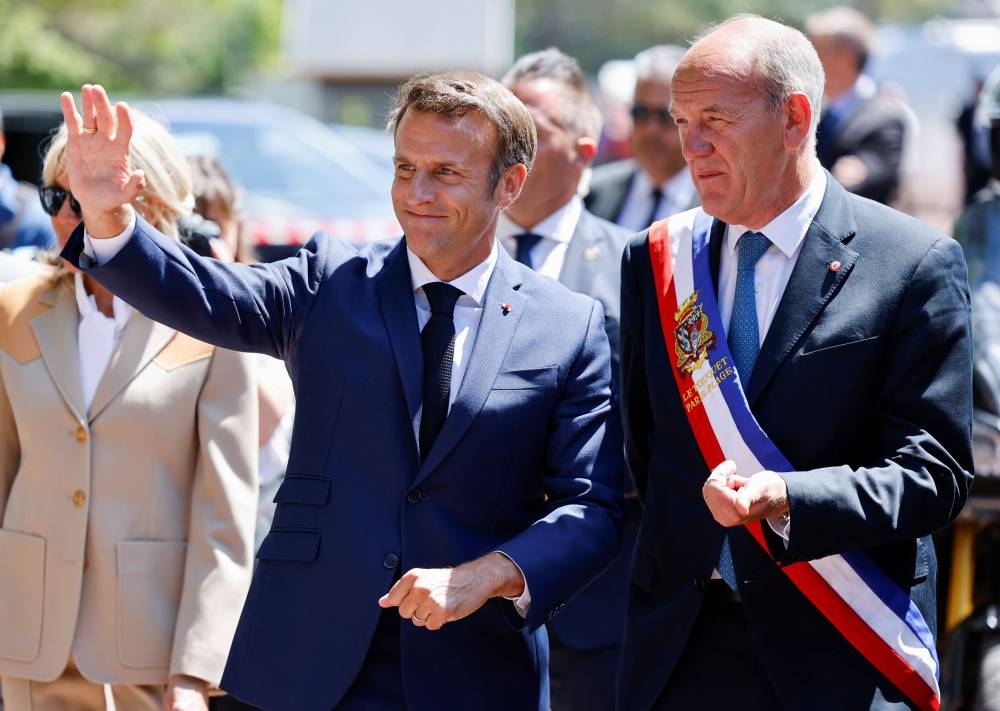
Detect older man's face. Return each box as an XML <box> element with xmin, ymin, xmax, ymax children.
<box><xmin>669</xmin><ymin>59</ymin><xmax>792</xmax><ymax>229</ymax></box>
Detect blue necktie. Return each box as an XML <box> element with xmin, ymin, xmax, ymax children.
<box><xmin>513</xmin><ymin>232</ymin><xmax>543</xmax><ymax>269</ymax></box>
<box><xmin>717</xmin><ymin>230</ymin><xmax>771</xmax><ymax>589</ymax></box>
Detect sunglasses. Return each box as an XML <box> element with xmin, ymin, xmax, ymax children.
<box><xmin>39</xmin><ymin>186</ymin><xmax>82</xmax><ymax>218</ymax></box>
<box><xmin>630</xmin><ymin>104</ymin><xmax>675</xmax><ymax>125</ymax></box>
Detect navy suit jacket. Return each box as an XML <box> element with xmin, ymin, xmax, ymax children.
<box><xmin>546</xmin><ymin>208</ymin><xmax>637</xmax><ymax>651</ymax></box>
<box><xmin>63</xmin><ymin>218</ymin><xmax>625</xmax><ymax>711</ymax></box>
<box><xmin>584</xmin><ymin>160</ymin><xmax>699</xmax><ymax>228</ymax></box>
<box><xmin>617</xmin><ymin>177</ymin><xmax>973</xmax><ymax>710</ymax></box>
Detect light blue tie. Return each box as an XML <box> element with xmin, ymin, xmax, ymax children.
<box><xmin>717</xmin><ymin>230</ymin><xmax>771</xmax><ymax>590</ymax></box>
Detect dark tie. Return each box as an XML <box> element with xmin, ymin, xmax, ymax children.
<box><xmin>645</xmin><ymin>187</ymin><xmax>664</xmax><ymax>228</ymax></box>
<box><xmin>717</xmin><ymin>230</ymin><xmax>771</xmax><ymax>589</ymax></box>
<box><xmin>419</xmin><ymin>282</ymin><xmax>464</xmax><ymax>461</ymax></box>
<box><xmin>513</xmin><ymin>232</ymin><xmax>543</xmax><ymax>269</ymax></box>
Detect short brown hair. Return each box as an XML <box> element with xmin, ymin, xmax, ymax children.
<box><xmin>387</xmin><ymin>71</ymin><xmax>537</xmax><ymax>193</ymax></box>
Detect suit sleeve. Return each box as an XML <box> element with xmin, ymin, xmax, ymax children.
<box><xmin>496</xmin><ymin>299</ymin><xmax>625</xmax><ymax>631</ymax></box>
<box><xmin>62</xmin><ymin>215</ymin><xmax>348</xmax><ymax>359</ymax></box>
<box><xmin>781</xmin><ymin>237</ymin><xmax>973</xmax><ymax>563</ymax></box>
<box><xmin>619</xmin><ymin>238</ymin><xmax>654</xmax><ymax>500</ymax></box>
<box><xmin>846</xmin><ymin>113</ymin><xmax>905</xmax><ymax>204</ymax></box>
<box><xmin>169</xmin><ymin>348</ymin><xmax>259</xmax><ymax>684</ymax></box>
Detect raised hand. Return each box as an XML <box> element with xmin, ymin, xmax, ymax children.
<box><xmin>59</xmin><ymin>84</ymin><xmax>146</xmax><ymax>237</ymax></box>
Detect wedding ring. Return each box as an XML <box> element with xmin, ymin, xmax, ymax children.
<box><xmin>413</xmin><ymin>613</ymin><xmax>428</xmax><ymax>623</ymax></box>
<box><xmin>82</xmin><ymin>125</ymin><xmax>98</xmax><ymax>133</ymax></box>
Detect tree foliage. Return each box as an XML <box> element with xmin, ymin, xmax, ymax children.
<box><xmin>0</xmin><ymin>0</ymin><xmax>282</xmax><ymax>94</ymax></box>
<box><xmin>515</xmin><ymin>0</ymin><xmax>959</xmax><ymax>71</ymax></box>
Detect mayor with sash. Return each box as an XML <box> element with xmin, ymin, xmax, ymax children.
<box><xmin>617</xmin><ymin>15</ymin><xmax>972</xmax><ymax>711</ymax></box>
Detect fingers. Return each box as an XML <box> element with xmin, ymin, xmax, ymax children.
<box><xmin>60</xmin><ymin>92</ymin><xmax>83</xmax><ymax>135</ymax></box>
<box><xmin>116</xmin><ymin>102</ymin><xmax>135</xmax><ymax>148</ymax></box>
<box><xmin>377</xmin><ymin>572</ymin><xmax>414</xmax><ymax>609</ymax></box>
<box><xmin>81</xmin><ymin>84</ymin><xmax>99</xmax><ymax>131</ymax></box>
<box><xmin>708</xmin><ymin>459</ymin><xmax>737</xmax><ymax>482</ymax></box>
<box><xmin>93</xmin><ymin>86</ymin><xmax>117</xmax><ymax>138</ymax></box>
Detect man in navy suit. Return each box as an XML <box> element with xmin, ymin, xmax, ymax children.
<box><xmin>499</xmin><ymin>48</ymin><xmax>633</xmax><ymax>711</ymax></box>
<box><xmin>58</xmin><ymin>75</ymin><xmax>624</xmax><ymax>711</ymax></box>
<box><xmin>618</xmin><ymin>15</ymin><xmax>972</xmax><ymax>710</ymax></box>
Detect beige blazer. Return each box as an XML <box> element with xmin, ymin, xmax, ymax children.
<box><xmin>0</xmin><ymin>276</ymin><xmax>258</xmax><ymax>686</ymax></box>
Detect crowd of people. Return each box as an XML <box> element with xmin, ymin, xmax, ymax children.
<box><xmin>0</xmin><ymin>6</ymin><xmax>996</xmax><ymax>711</ymax></box>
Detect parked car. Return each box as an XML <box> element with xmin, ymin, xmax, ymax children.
<box><xmin>138</xmin><ymin>97</ymin><xmax>400</xmax><ymax>256</ymax></box>
<box><xmin>0</xmin><ymin>93</ymin><xmax>401</xmax><ymax>258</ymax></box>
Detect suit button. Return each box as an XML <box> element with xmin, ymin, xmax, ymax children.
<box><xmin>75</xmin><ymin>425</ymin><xmax>87</xmax><ymax>443</ymax></box>
<box><xmin>406</xmin><ymin>490</ymin><xmax>423</xmax><ymax>504</ymax></box>
<box><xmin>383</xmin><ymin>553</ymin><xmax>399</xmax><ymax>569</ymax></box>
<box><xmin>72</xmin><ymin>490</ymin><xmax>86</xmax><ymax>508</ymax></box>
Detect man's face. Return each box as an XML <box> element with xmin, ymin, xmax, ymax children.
<box><xmin>630</xmin><ymin>78</ymin><xmax>683</xmax><ymax>182</ymax></box>
<box><xmin>508</xmin><ymin>79</ymin><xmax>585</xmax><ymax>216</ymax></box>
<box><xmin>669</xmin><ymin>60</ymin><xmax>793</xmax><ymax>228</ymax></box>
<box><xmin>392</xmin><ymin>109</ymin><xmax>521</xmax><ymax>279</ymax></box>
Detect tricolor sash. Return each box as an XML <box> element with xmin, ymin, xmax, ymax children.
<box><xmin>647</xmin><ymin>208</ymin><xmax>940</xmax><ymax>711</ymax></box>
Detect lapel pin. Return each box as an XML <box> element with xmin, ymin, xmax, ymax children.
<box><xmin>828</xmin><ymin>260</ymin><xmax>842</xmax><ymax>273</ymax></box>
<box><xmin>583</xmin><ymin>246</ymin><xmax>600</xmax><ymax>262</ymax></box>
<box><xmin>501</xmin><ymin>302</ymin><xmax>512</xmax><ymax>315</ymax></box>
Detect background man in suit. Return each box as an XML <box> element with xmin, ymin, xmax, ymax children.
<box><xmin>618</xmin><ymin>15</ymin><xmax>972</xmax><ymax>710</ymax></box>
<box><xmin>58</xmin><ymin>75</ymin><xmax>624</xmax><ymax>711</ymax></box>
<box><xmin>499</xmin><ymin>48</ymin><xmax>633</xmax><ymax>711</ymax></box>
<box><xmin>807</xmin><ymin>6</ymin><xmax>909</xmax><ymax>205</ymax></box>
<box><xmin>585</xmin><ymin>45</ymin><xmax>697</xmax><ymax>231</ymax></box>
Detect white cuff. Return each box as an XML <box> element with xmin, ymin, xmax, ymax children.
<box><xmin>766</xmin><ymin>513</ymin><xmax>791</xmax><ymax>545</ymax></box>
<box><xmin>494</xmin><ymin>551</ymin><xmax>531</xmax><ymax>618</ymax></box>
<box><xmin>84</xmin><ymin>210</ymin><xmax>137</xmax><ymax>265</ymax></box>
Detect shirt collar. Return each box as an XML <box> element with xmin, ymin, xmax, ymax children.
<box><xmin>725</xmin><ymin>163</ymin><xmax>828</xmax><ymax>258</ymax></box>
<box><xmin>495</xmin><ymin>195</ymin><xmax>582</xmax><ymax>245</ymax></box>
<box><xmin>407</xmin><ymin>239</ymin><xmax>498</xmax><ymax>308</ymax></box>
<box><xmin>74</xmin><ymin>272</ymin><xmax>134</xmax><ymax>329</ymax></box>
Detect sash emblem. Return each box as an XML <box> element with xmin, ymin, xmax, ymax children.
<box><xmin>674</xmin><ymin>291</ymin><xmax>717</xmax><ymax>376</ymax></box>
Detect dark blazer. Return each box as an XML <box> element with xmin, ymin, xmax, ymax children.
<box><xmin>63</xmin><ymin>217</ymin><xmax>625</xmax><ymax>711</ymax></box>
<box><xmin>816</xmin><ymin>93</ymin><xmax>907</xmax><ymax>205</ymax></box>
<box><xmin>617</xmin><ymin>177</ymin><xmax>973</xmax><ymax>710</ymax></box>
<box><xmin>547</xmin><ymin>208</ymin><xmax>636</xmax><ymax>651</ymax></box>
<box><xmin>584</xmin><ymin>160</ymin><xmax>699</xmax><ymax>227</ymax></box>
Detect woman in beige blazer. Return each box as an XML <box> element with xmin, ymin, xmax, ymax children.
<box><xmin>0</xmin><ymin>112</ymin><xmax>259</xmax><ymax>711</ymax></box>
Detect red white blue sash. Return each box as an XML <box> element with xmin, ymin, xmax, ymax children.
<box><xmin>648</xmin><ymin>208</ymin><xmax>940</xmax><ymax>711</ymax></box>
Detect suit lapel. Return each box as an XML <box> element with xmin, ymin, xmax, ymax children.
<box><xmin>416</xmin><ymin>252</ymin><xmax>526</xmax><ymax>481</ymax></box>
<box><xmin>558</xmin><ymin>211</ymin><xmax>596</xmax><ymax>293</ymax></box>
<box><xmin>88</xmin><ymin>314</ymin><xmax>174</xmax><ymax>421</ymax></box>
<box><xmin>374</xmin><ymin>240</ymin><xmax>423</xmax><ymax>453</ymax></box>
<box><xmin>745</xmin><ymin>177</ymin><xmax>859</xmax><ymax>405</ymax></box>
<box><xmin>31</xmin><ymin>281</ymin><xmax>87</xmax><ymax>423</ymax></box>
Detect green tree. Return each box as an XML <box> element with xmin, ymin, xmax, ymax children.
<box><xmin>0</xmin><ymin>0</ymin><xmax>282</xmax><ymax>94</ymax></box>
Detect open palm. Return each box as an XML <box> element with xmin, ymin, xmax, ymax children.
<box><xmin>59</xmin><ymin>84</ymin><xmax>146</xmax><ymax>218</ymax></box>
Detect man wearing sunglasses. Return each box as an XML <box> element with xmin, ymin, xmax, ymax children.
<box><xmin>585</xmin><ymin>45</ymin><xmax>698</xmax><ymax>232</ymax></box>
<box><xmin>0</xmin><ymin>108</ymin><xmax>56</xmax><ymax>252</ymax></box>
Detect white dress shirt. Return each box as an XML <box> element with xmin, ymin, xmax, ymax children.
<box><xmin>497</xmin><ymin>196</ymin><xmax>582</xmax><ymax>278</ymax></box>
<box><xmin>74</xmin><ymin>272</ymin><xmax>133</xmax><ymax>411</ymax></box>
<box><xmin>713</xmin><ymin>163</ymin><xmax>827</xmax><ymax>550</ymax></box>
<box><xmin>616</xmin><ymin>167</ymin><xmax>697</xmax><ymax>232</ymax></box>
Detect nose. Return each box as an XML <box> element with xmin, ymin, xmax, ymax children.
<box><xmin>680</xmin><ymin>123</ymin><xmax>712</xmax><ymax>162</ymax></box>
<box><xmin>404</xmin><ymin>170</ymin><xmax>435</xmax><ymax>206</ymax></box>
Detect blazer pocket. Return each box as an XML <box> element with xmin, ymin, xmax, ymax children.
<box><xmin>0</xmin><ymin>529</ymin><xmax>46</xmax><ymax>662</ymax></box>
<box><xmin>492</xmin><ymin>366</ymin><xmax>559</xmax><ymax>390</ymax></box>
<box><xmin>798</xmin><ymin>336</ymin><xmax>879</xmax><ymax>362</ymax></box>
<box><xmin>117</xmin><ymin>540</ymin><xmax>186</xmax><ymax>669</ymax></box>
<box><xmin>256</xmin><ymin>528</ymin><xmax>321</xmax><ymax>563</ymax></box>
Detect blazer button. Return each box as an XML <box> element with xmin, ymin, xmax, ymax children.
<box><xmin>406</xmin><ymin>490</ymin><xmax>423</xmax><ymax>504</ymax></box>
<box><xmin>75</xmin><ymin>425</ymin><xmax>87</xmax><ymax>443</ymax></box>
<box><xmin>72</xmin><ymin>490</ymin><xmax>86</xmax><ymax>508</ymax></box>
<box><xmin>383</xmin><ymin>553</ymin><xmax>399</xmax><ymax>569</ymax></box>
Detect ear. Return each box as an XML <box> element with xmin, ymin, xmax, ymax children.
<box><xmin>784</xmin><ymin>92</ymin><xmax>813</xmax><ymax>151</ymax></box>
<box><xmin>495</xmin><ymin>163</ymin><xmax>528</xmax><ymax>209</ymax></box>
<box><xmin>574</xmin><ymin>136</ymin><xmax>598</xmax><ymax>166</ymax></box>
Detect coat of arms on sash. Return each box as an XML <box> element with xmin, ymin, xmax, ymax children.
<box><xmin>674</xmin><ymin>291</ymin><xmax>716</xmax><ymax>375</ymax></box>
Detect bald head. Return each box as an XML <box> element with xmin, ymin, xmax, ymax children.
<box><xmin>680</xmin><ymin>15</ymin><xmax>825</xmax><ymax>138</ymax></box>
